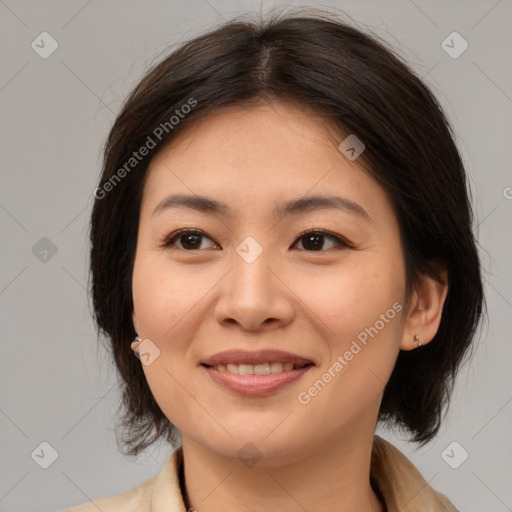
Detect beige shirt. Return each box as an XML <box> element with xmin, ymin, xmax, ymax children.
<box><xmin>66</xmin><ymin>435</ymin><xmax>457</xmax><ymax>511</ymax></box>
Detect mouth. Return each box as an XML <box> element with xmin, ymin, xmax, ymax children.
<box><xmin>200</xmin><ymin>350</ymin><xmax>314</xmax><ymax>396</ymax></box>
<box><xmin>203</xmin><ymin>361</ymin><xmax>312</xmax><ymax>375</ymax></box>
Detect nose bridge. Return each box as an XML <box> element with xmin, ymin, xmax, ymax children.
<box><xmin>215</xmin><ymin>235</ymin><xmax>293</xmax><ymax>330</ymax></box>
<box><xmin>231</xmin><ymin>237</ymin><xmax>276</xmax><ymax>305</ymax></box>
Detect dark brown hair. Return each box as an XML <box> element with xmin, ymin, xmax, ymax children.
<box><xmin>90</xmin><ymin>10</ymin><xmax>484</xmax><ymax>456</ymax></box>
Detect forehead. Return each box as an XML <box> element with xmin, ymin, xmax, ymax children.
<box><xmin>150</xmin><ymin>100</ymin><xmax>349</xmax><ymax>165</ymax></box>
<box><xmin>141</xmin><ymin>101</ymin><xmax>392</xmax><ymax>223</ymax></box>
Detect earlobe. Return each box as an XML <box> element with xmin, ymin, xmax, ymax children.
<box><xmin>400</xmin><ymin>268</ymin><xmax>448</xmax><ymax>351</ymax></box>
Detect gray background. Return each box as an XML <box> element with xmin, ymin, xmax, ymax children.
<box><xmin>0</xmin><ymin>0</ymin><xmax>511</xmax><ymax>511</ymax></box>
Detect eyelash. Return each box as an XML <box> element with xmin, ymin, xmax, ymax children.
<box><xmin>160</xmin><ymin>228</ymin><xmax>353</xmax><ymax>252</ymax></box>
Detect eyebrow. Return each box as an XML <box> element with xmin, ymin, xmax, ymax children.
<box><xmin>152</xmin><ymin>193</ymin><xmax>372</xmax><ymax>222</ymax></box>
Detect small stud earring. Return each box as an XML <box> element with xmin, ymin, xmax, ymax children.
<box><xmin>414</xmin><ymin>334</ymin><xmax>422</xmax><ymax>347</ymax></box>
<box><xmin>131</xmin><ymin>336</ymin><xmax>142</xmax><ymax>360</ymax></box>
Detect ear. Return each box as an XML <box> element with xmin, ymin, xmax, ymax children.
<box><xmin>400</xmin><ymin>266</ymin><xmax>448</xmax><ymax>351</ymax></box>
<box><xmin>131</xmin><ymin>310</ymin><xmax>141</xmax><ymax>352</ymax></box>
<box><xmin>132</xmin><ymin>310</ymin><xmax>139</xmax><ymax>336</ymax></box>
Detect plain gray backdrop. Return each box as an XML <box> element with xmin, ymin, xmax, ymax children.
<box><xmin>1</xmin><ymin>1</ymin><xmax>511</xmax><ymax>511</ymax></box>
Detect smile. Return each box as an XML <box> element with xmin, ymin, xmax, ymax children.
<box><xmin>210</xmin><ymin>362</ymin><xmax>307</xmax><ymax>375</ymax></box>
<box><xmin>201</xmin><ymin>349</ymin><xmax>314</xmax><ymax>396</ymax></box>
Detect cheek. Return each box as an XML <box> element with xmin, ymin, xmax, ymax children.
<box><xmin>131</xmin><ymin>254</ymin><xmax>221</xmax><ymax>430</ymax></box>
<box><xmin>298</xmin><ymin>254</ymin><xmax>406</xmax><ymax>341</ymax></box>
<box><xmin>132</xmin><ymin>254</ymin><xmax>209</xmax><ymax>339</ymax></box>
<box><xmin>295</xmin><ymin>254</ymin><xmax>405</xmax><ymax>402</ymax></box>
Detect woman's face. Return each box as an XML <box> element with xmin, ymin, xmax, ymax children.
<box><xmin>132</xmin><ymin>101</ymin><xmax>409</xmax><ymax>463</ymax></box>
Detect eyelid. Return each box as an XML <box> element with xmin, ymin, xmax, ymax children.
<box><xmin>292</xmin><ymin>228</ymin><xmax>354</xmax><ymax>250</ymax></box>
<box><xmin>160</xmin><ymin>228</ymin><xmax>219</xmax><ymax>250</ymax></box>
<box><xmin>160</xmin><ymin>228</ymin><xmax>354</xmax><ymax>251</ymax></box>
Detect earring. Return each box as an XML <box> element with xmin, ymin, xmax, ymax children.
<box><xmin>132</xmin><ymin>336</ymin><xmax>142</xmax><ymax>360</ymax></box>
<box><xmin>414</xmin><ymin>334</ymin><xmax>422</xmax><ymax>347</ymax></box>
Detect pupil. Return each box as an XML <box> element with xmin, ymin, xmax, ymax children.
<box><xmin>182</xmin><ymin>234</ymin><xmax>201</xmax><ymax>249</ymax></box>
<box><xmin>304</xmin><ymin>233</ymin><xmax>323</xmax><ymax>251</ymax></box>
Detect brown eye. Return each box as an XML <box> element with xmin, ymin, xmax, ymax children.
<box><xmin>292</xmin><ymin>230</ymin><xmax>351</xmax><ymax>251</ymax></box>
<box><xmin>161</xmin><ymin>228</ymin><xmax>351</xmax><ymax>252</ymax></box>
<box><xmin>162</xmin><ymin>229</ymin><xmax>218</xmax><ymax>251</ymax></box>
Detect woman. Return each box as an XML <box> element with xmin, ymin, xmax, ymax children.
<box><xmin>68</xmin><ymin>11</ymin><xmax>483</xmax><ymax>512</ymax></box>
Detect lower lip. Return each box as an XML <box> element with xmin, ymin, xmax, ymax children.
<box><xmin>202</xmin><ymin>365</ymin><xmax>312</xmax><ymax>397</ymax></box>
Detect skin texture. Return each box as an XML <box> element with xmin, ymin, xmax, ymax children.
<box><xmin>131</xmin><ymin>101</ymin><xmax>448</xmax><ymax>512</ymax></box>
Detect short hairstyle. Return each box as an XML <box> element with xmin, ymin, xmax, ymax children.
<box><xmin>90</xmin><ymin>10</ymin><xmax>484</xmax><ymax>456</ymax></box>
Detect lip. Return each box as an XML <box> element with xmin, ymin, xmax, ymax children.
<box><xmin>201</xmin><ymin>349</ymin><xmax>313</xmax><ymax>367</ymax></box>
<box><xmin>200</xmin><ymin>349</ymin><xmax>314</xmax><ymax>397</ymax></box>
<box><xmin>202</xmin><ymin>365</ymin><xmax>312</xmax><ymax>396</ymax></box>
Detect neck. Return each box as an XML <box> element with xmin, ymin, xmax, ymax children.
<box><xmin>180</xmin><ymin>428</ymin><xmax>384</xmax><ymax>512</ymax></box>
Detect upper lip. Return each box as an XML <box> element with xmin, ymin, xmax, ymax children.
<box><xmin>201</xmin><ymin>349</ymin><xmax>314</xmax><ymax>367</ymax></box>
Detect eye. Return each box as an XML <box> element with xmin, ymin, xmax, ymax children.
<box><xmin>292</xmin><ymin>230</ymin><xmax>352</xmax><ymax>252</ymax></box>
<box><xmin>161</xmin><ymin>229</ymin><xmax>219</xmax><ymax>251</ymax></box>
<box><xmin>161</xmin><ymin>228</ymin><xmax>352</xmax><ymax>252</ymax></box>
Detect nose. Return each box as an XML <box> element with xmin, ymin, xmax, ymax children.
<box><xmin>214</xmin><ymin>244</ymin><xmax>295</xmax><ymax>333</ymax></box>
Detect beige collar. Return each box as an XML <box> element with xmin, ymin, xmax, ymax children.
<box><xmin>67</xmin><ymin>435</ymin><xmax>457</xmax><ymax>511</ymax></box>
<box><xmin>370</xmin><ymin>435</ymin><xmax>457</xmax><ymax>511</ymax></box>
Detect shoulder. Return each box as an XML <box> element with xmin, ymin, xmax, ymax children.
<box><xmin>371</xmin><ymin>435</ymin><xmax>458</xmax><ymax>512</ymax></box>
<box><xmin>64</xmin><ymin>475</ymin><xmax>157</xmax><ymax>512</ymax></box>
<box><xmin>65</xmin><ymin>448</ymin><xmax>184</xmax><ymax>512</ymax></box>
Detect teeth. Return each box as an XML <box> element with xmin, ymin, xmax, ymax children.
<box><xmin>254</xmin><ymin>363</ymin><xmax>270</xmax><ymax>375</ymax></box>
<box><xmin>227</xmin><ymin>363</ymin><xmax>238</xmax><ymax>374</ymax></box>
<box><xmin>238</xmin><ymin>364</ymin><xmax>253</xmax><ymax>375</ymax></box>
<box><xmin>212</xmin><ymin>362</ymin><xmax>298</xmax><ymax>375</ymax></box>
<box><xmin>270</xmin><ymin>362</ymin><xmax>284</xmax><ymax>374</ymax></box>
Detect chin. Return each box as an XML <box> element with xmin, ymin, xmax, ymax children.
<box><xmin>191</xmin><ymin>425</ymin><xmax>308</xmax><ymax>467</ymax></box>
